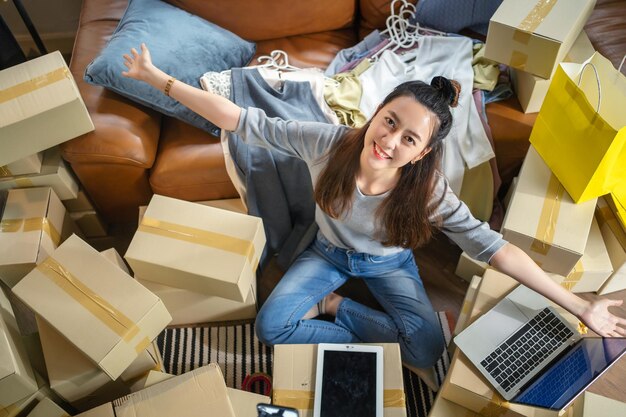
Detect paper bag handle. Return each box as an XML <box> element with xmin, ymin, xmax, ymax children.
<box><xmin>619</xmin><ymin>55</ymin><xmax>625</xmax><ymax>73</ymax></box>
<box><xmin>577</xmin><ymin>62</ymin><xmax>601</xmax><ymax>113</ymax></box>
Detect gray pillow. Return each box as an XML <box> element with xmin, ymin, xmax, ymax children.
<box><xmin>414</xmin><ymin>0</ymin><xmax>503</xmax><ymax>36</ymax></box>
<box><xmin>84</xmin><ymin>0</ymin><xmax>256</xmax><ymax>136</ymax></box>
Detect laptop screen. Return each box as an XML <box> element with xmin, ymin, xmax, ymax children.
<box><xmin>513</xmin><ymin>338</ymin><xmax>626</xmax><ymax>410</ymax></box>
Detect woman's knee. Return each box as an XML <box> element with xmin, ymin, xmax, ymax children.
<box><xmin>400</xmin><ymin>318</ymin><xmax>445</xmax><ymax>368</ymax></box>
<box><xmin>255</xmin><ymin>302</ymin><xmax>294</xmax><ymax>345</ymax></box>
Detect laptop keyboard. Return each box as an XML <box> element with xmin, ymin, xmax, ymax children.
<box><xmin>480</xmin><ymin>307</ymin><xmax>575</xmax><ymax>392</ymax></box>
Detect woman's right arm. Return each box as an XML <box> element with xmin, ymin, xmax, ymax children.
<box><xmin>122</xmin><ymin>43</ymin><xmax>241</xmax><ymax>131</ymax></box>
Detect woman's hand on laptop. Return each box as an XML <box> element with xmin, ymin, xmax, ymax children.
<box><xmin>578</xmin><ymin>298</ymin><xmax>626</xmax><ymax>337</ymax></box>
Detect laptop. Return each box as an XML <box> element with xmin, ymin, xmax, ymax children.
<box><xmin>454</xmin><ymin>285</ymin><xmax>626</xmax><ymax>410</ymax></box>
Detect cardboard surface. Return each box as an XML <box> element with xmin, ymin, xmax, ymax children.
<box><xmin>0</xmin><ymin>287</ymin><xmax>37</xmax><ymax>407</ymax></box>
<box><xmin>126</xmin><ymin>195</ymin><xmax>265</xmax><ymax>302</ymax></box>
<box><xmin>572</xmin><ymin>391</ymin><xmax>626</xmax><ymax>417</ymax></box>
<box><xmin>454</xmin><ymin>252</ymin><xmax>490</xmax><ymax>283</ymax></box>
<box><xmin>0</xmin><ymin>51</ymin><xmax>94</xmax><ymax>166</ymax></box>
<box><xmin>0</xmin><ymin>187</ymin><xmax>67</xmax><ymax>288</ymax></box>
<box><xmin>0</xmin><ymin>373</ymin><xmax>55</xmax><ymax>417</ymax></box>
<box><xmin>272</xmin><ymin>343</ymin><xmax>406</xmax><ymax>417</ymax></box>
<box><xmin>26</xmin><ymin>398</ymin><xmax>68</xmax><ymax>417</ymax></box>
<box><xmin>70</xmin><ymin>210</ymin><xmax>108</xmax><ymax>238</ymax></box>
<box><xmin>0</xmin><ymin>148</ymin><xmax>79</xmax><ymax>201</ymax></box>
<box><xmin>547</xmin><ymin>217</ymin><xmax>613</xmax><ymax>293</ymax></box>
<box><xmin>14</xmin><ymin>235</ymin><xmax>171</xmax><ymax>380</ymax></box>
<box><xmin>511</xmin><ymin>30</ymin><xmax>595</xmax><ymax>113</ymax></box>
<box><xmin>484</xmin><ymin>0</ymin><xmax>595</xmax><ymax>78</ymax></box>
<box><xmin>427</xmin><ymin>394</ymin><xmax>480</xmax><ymax>417</ymax></box>
<box><xmin>62</xmin><ymin>189</ymin><xmax>95</xmax><ymax>213</ymax></box>
<box><xmin>0</xmin><ymin>153</ymin><xmax>42</xmax><ymax>178</ymax></box>
<box><xmin>501</xmin><ymin>146</ymin><xmax>596</xmax><ymax>276</ymax></box>
<box><xmin>596</xmin><ymin>197</ymin><xmax>626</xmax><ymax>295</ymax></box>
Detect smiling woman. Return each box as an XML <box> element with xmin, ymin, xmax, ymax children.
<box><xmin>121</xmin><ymin>44</ymin><xmax>626</xmax><ymax>371</ymax></box>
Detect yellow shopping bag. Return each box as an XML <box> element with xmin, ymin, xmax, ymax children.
<box><xmin>529</xmin><ymin>52</ymin><xmax>626</xmax><ymax>203</ymax></box>
<box><xmin>609</xmin><ymin>183</ymin><xmax>626</xmax><ymax>232</ymax></box>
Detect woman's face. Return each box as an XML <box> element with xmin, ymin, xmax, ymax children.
<box><xmin>361</xmin><ymin>95</ymin><xmax>435</xmax><ymax>174</ymax></box>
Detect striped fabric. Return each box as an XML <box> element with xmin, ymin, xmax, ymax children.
<box><xmin>156</xmin><ymin>312</ymin><xmax>453</xmax><ymax>417</ymax></box>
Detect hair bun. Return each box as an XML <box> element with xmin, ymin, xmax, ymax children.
<box><xmin>430</xmin><ymin>76</ymin><xmax>461</xmax><ymax>108</ymax></box>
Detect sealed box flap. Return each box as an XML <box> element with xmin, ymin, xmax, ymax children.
<box><xmin>26</xmin><ymin>397</ymin><xmax>68</xmax><ymax>417</ymax></box>
<box><xmin>0</xmin><ymin>187</ymin><xmax>61</xmax><ymax>266</ymax></box>
<box><xmin>227</xmin><ymin>388</ymin><xmax>270</xmax><ymax>417</ymax></box>
<box><xmin>14</xmin><ymin>235</ymin><xmax>170</xmax><ymax>379</ymax></box>
<box><xmin>128</xmin><ymin>194</ymin><xmax>264</xmax><ymax>288</ymax></box>
<box><xmin>504</xmin><ymin>147</ymin><xmax>595</xmax><ymax>255</ymax></box>
<box><xmin>100</xmin><ymin>248</ymin><xmax>130</xmax><ymax>274</ymax></box>
<box><xmin>0</xmin><ymin>51</ymin><xmax>81</xmax><ymax>128</ymax></box>
<box><xmin>113</xmin><ymin>364</ymin><xmax>235</xmax><ymax>417</ymax></box>
<box><xmin>492</xmin><ymin>0</ymin><xmax>595</xmax><ymax>43</ymax></box>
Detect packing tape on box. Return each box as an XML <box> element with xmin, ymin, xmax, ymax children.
<box><xmin>272</xmin><ymin>389</ymin><xmax>405</xmax><ymax>409</ymax></box>
<box><xmin>508</xmin><ymin>0</ymin><xmax>559</xmax><ymax>68</ymax></box>
<box><xmin>596</xmin><ymin>205</ymin><xmax>626</xmax><ymax>250</ymax></box>
<box><xmin>530</xmin><ymin>174</ymin><xmax>565</xmax><ymax>256</ymax></box>
<box><xmin>0</xmin><ymin>166</ymin><xmax>11</xmax><ymax>177</ymax></box>
<box><xmin>139</xmin><ymin>216</ymin><xmax>259</xmax><ymax>272</ymax></box>
<box><xmin>36</xmin><ymin>257</ymin><xmax>151</xmax><ymax>353</ymax></box>
<box><xmin>0</xmin><ymin>217</ymin><xmax>61</xmax><ymax>246</ymax></box>
<box><xmin>0</xmin><ymin>67</ymin><xmax>70</xmax><ymax>103</ymax></box>
<box><xmin>479</xmin><ymin>392</ymin><xmax>510</xmax><ymax>417</ymax></box>
<box><xmin>560</xmin><ymin>260</ymin><xmax>584</xmax><ymax>291</ymax></box>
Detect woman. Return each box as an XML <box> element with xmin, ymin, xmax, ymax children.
<box><xmin>122</xmin><ymin>44</ymin><xmax>625</xmax><ymax>369</ymax></box>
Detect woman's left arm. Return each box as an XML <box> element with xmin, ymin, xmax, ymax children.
<box><xmin>490</xmin><ymin>243</ymin><xmax>626</xmax><ymax>337</ymax></box>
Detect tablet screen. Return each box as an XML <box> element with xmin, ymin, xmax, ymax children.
<box><xmin>319</xmin><ymin>350</ymin><xmax>378</xmax><ymax>417</ymax></box>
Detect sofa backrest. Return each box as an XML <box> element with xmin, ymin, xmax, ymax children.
<box><xmin>165</xmin><ymin>0</ymin><xmax>357</xmax><ymax>41</ymax></box>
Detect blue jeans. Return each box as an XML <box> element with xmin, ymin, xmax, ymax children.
<box><xmin>255</xmin><ymin>234</ymin><xmax>445</xmax><ymax>368</ymax></box>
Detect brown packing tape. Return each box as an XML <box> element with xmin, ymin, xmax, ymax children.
<box><xmin>597</xmin><ymin>206</ymin><xmax>626</xmax><ymax>250</ymax></box>
<box><xmin>560</xmin><ymin>260</ymin><xmax>584</xmax><ymax>291</ymax></box>
<box><xmin>479</xmin><ymin>391</ymin><xmax>510</xmax><ymax>417</ymax></box>
<box><xmin>531</xmin><ymin>174</ymin><xmax>565</xmax><ymax>256</ymax></box>
<box><xmin>0</xmin><ymin>165</ymin><xmax>12</xmax><ymax>177</ymax></box>
<box><xmin>272</xmin><ymin>389</ymin><xmax>406</xmax><ymax>409</ymax></box>
<box><xmin>509</xmin><ymin>51</ymin><xmax>528</xmax><ymax>69</ymax></box>
<box><xmin>0</xmin><ymin>67</ymin><xmax>70</xmax><ymax>103</ymax></box>
<box><xmin>36</xmin><ymin>257</ymin><xmax>147</xmax><ymax>352</ymax></box>
<box><xmin>139</xmin><ymin>216</ymin><xmax>258</xmax><ymax>271</ymax></box>
<box><xmin>512</xmin><ymin>30</ymin><xmax>532</xmax><ymax>44</ymax></box>
<box><xmin>15</xmin><ymin>178</ymin><xmax>35</xmax><ymax>188</ymax></box>
<box><xmin>0</xmin><ymin>217</ymin><xmax>61</xmax><ymax>246</ymax></box>
<box><xmin>518</xmin><ymin>0</ymin><xmax>559</xmax><ymax>32</ymax></box>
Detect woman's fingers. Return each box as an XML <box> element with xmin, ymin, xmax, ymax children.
<box><xmin>131</xmin><ymin>47</ymin><xmax>139</xmax><ymax>58</ymax></box>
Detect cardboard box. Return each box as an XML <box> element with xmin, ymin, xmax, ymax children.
<box><xmin>272</xmin><ymin>343</ymin><xmax>406</xmax><ymax>417</ymax></box>
<box><xmin>37</xmin><ymin>317</ymin><xmax>160</xmax><ymax>406</ymax></box>
<box><xmin>129</xmin><ymin>371</ymin><xmax>270</xmax><ymax>417</ymax></box>
<box><xmin>455</xmin><ymin>252</ymin><xmax>490</xmax><ymax>283</ymax></box>
<box><xmin>0</xmin><ymin>147</ymin><xmax>79</xmax><ymax>201</ymax></box>
<box><xmin>70</xmin><ymin>210</ymin><xmax>108</xmax><ymax>238</ymax></box>
<box><xmin>0</xmin><ymin>153</ymin><xmax>43</xmax><ymax>178</ymax></box>
<box><xmin>547</xmin><ymin>217</ymin><xmax>613</xmax><ymax>293</ymax></box>
<box><xmin>453</xmin><ymin>276</ymin><xmax>483</xmax><ymax>338</ymax></box>
<box><xmin>441</xmin><ymin>270</ymin><xmax>581</xmax><ymax>417</ymax></box>
<box><xmin>13</xmin><ymin>234</ymin><xmax>171</xmax><ymax>380</ymax></box>
<box><xmin>74</xmin><ymin>364</ymin><xmax>236</xmax><ymax>417</ymax></box>
<box><xmin>0</xmin><ymin>51</ymin><xmax>94</xmax><ymax>166</ymax></box>
<box><xmin>0</xmin><ymin>187</ymin><xmax>70</xmax><ymax>287</ymax></box>
<box><xmin>100</xmin><ymin>248</ymin><xmax>130</xmax><ymax>274</ymax></box>
<box><xmin>572</xmin><ymin>392</ymin><xmax>626</xmax><ymax>417</ymax></box>
<box><xmin>138</xmin><ymin>199</ymin><xmax>247</xmax><ymax>220</ymax></box>
<box><xmin>428</xmin><ymin>394</ymin><xmax>481</xmax><ymax>417</ymax></box>
<box><xmin>511</xmin><ymin>30</ymin><xmax>595</xmax><ymax>113</ymax></box>
<box><xmin>25</xmin><ymin>398</ymin><xmax>68</xmax><ymax>417</ymax></box>
<box><xmin>126</xmin><ymin>195</ymin><xmax>265</xmax><ymax>302</ymax></box>
<box><xmin>484</xmin><ymin>0</ymin><xmax>595</xmax><ymax>79</ymax></box>
<box><xmin>0</xmin><ymin>286</ymin><xmax>38</xmax><ymax>407</ymax></box>
<box><xmin>501</xmin><ymin>146</ymin><xmax>596</xmax><ymax>276</ymax></box>
<box><xmin>1</xmin><ymin>373</ymin><xmax>55</xmax><ymax>417</ymax></box>
<box><xmin>62</xmin><ymin>189</ymin><xmax>96</xmax><ymax>213</ymax></box>
<box><xmin>596</xmin><ymin>197</ymin><xmax>626</xmax><ymax>295</ymax></box>
<box><xmin>503</xmin><ymin>177</ymin><xmax>518</xmax><ymax>211</ymax></box>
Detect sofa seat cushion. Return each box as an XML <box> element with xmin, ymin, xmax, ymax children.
<box><xmin>149</xmin><ymin>118</ymin><xmax>238</xmax><ymax>201</ymax></box>
<box><xmin>253</xmin><ymin>29</ymin><xmax>358</xmax><ymax>69</ymax></box>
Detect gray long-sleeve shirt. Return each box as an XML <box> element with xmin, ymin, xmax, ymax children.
<box><xmin>232</xmin><ymin>107</ymin><xmax>507</xmax><ymax>262</ymax></box>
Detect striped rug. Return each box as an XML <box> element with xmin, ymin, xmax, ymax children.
<box><xmin>156</xmin><ymin>311</ymin><xmax>453</xmax><ymax>417</ymax></box>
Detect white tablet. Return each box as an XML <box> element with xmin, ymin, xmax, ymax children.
<box><xmin>313</xmin><ymin>343</ymin><xmax>384</xmax><ymax>417</ymax></box>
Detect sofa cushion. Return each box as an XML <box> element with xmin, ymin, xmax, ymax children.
<box><xmin>84</xmin><ymin>0</ymin><xmax>256</xmax><ymax>135</ymax></box>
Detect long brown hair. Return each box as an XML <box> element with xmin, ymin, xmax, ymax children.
<box><xmin>314</xmin><ymin>78</ymin><xmax>459</xmax><ymax>249</ymax></box>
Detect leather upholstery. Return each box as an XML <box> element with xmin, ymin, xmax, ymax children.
<box><xmin>62</xmin><ymin>0</ymin><xmax>626</xmax><ymax>224</ymax></box>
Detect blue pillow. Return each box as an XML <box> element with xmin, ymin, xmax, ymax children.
<box><xmin>84</xmin><ymin>0</ymin><xmax>256</xmax><ymax>135</ymax></box>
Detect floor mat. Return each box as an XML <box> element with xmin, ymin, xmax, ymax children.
<box><xmin>156</xmin><ymin>311</ymin><xmax>453</xmax><ymax>417</ymax></box>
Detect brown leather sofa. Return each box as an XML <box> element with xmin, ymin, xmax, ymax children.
<box><xmin>62</xmin><ymin>0</ymin><xmax>626</xmax><ymax>225</ymax></box>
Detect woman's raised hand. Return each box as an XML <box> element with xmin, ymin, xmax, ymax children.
<box><xmin>122</xmin><ymin>43</ymin><xmax>154</xmax><ymax>81</ymax></box>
